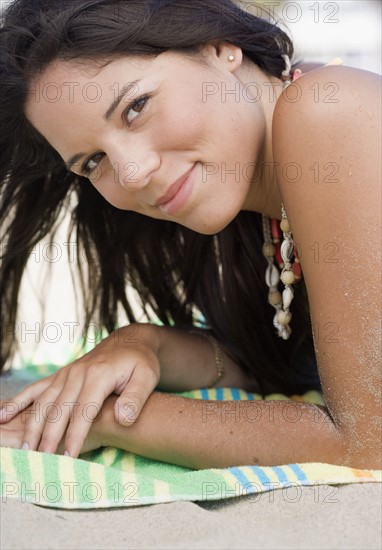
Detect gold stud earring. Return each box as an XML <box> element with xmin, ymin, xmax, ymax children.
<box><xmin>228</xmin><ymin>55</ymin><xmax>235</xmax><ymax>62</ymax></box>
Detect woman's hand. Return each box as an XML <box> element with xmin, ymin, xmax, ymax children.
<box><xmin>0</xmin><ymin>323</ymin><xmax>160</xmax><ymax>458</ymax></box>
<box><xmin>0</xmin><ymin>401</ymin><xmax>105</xmax><ymax>456</ymax></box>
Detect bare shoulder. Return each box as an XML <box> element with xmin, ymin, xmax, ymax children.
<box><xmin>272</xmin><ymin>64</ymin><xmax>381</xmax><ymax>205</ymax></box>
<box><xmin>273</xmin><ymin>65</ymin><xmax>381</xmax><ymax>138</ymax></box>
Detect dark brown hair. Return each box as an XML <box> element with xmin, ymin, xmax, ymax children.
<box><xmin>0</xmin><ymin>0</ymin><xmax>321</xmax><ymax>395</ymax></box>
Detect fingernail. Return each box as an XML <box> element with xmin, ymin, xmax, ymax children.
<box><xmin>122</xmin><ymin>405</ymin><xmax>137</xmax><ymax>422</ymax></box>
<box><xmin>21</xmin><ymin>442</ymin><xmax>29</xmax><ymax>451</ymax></box>
<box><xmin>64</xmin><ymin>450</ymin><xmax>70</xmax><ymax>457</ymax></box>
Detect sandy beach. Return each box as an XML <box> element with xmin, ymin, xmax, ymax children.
<box><xmin>1</xmin><ymin>371</ymin><xmax>381</xmax><ymax>550</ymax></box>
<box><xmin>1</xmin><ymin>483</ymin><xmax>381</xmax><ymax>549</ymax></box>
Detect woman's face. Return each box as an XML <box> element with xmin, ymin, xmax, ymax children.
<box><xmin>25</xmin><ymin>45</ymin><xmax>268</xmax><ymax>234</ymax></box>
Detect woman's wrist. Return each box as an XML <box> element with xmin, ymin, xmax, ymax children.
<box><xmin>153</xmin><ymin>325</ymin><xmax>228</xmax><ymax>391</ymax></box>
<box><xmin>155</xmin><ymin>324</ymin><xmax>256</xmax><ymax>391</ymax></box>
<box><xmin>118</xmin><ymin>322</ymin><xmax>257</xmax><ymax>392</ymax></box>
<box><xmin>96</xmin><ymin>393</ymin><xmax>152</xmax><ymax>452</ymax></box>
<box><xmin>94</xmin><ymin>395</ymin><xmax>123</xmax><ymax>449</ymax></box>
<box><xmin>202</xmin><ymin>334</ymin><xmax>225</xmax><ymax>388</ymax></box>
<box><xmin>117</xmin><ymin>322</ymin><xmax>162</xmax><ymax>356</ymax></box>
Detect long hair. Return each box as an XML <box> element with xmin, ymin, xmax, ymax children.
<box><xmin>0</xmin><ymin>0</ymin><xmax>320</xmax><ymax>395</ymax></box>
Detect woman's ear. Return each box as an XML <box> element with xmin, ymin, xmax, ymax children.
<box><xmin>201</xmin><ymin>41</ymin><xmax>244</xmax><ymax>72</ymax></box>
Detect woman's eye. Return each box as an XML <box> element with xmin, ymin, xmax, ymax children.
<box><xmin>83</xmin><ymin>152</ymin><xmax>105</xmax><ymax>176</ymax></box>
<box><xmin>125</xmin><ymin>96</ymin><xmax>149</xmax><ymax>124</ymax></box>
<box><xmin>81</xmin><ymin>96</ymin><xmax>149</xmax><ymax>176</ymax></box>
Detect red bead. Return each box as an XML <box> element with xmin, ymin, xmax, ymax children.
<box><xmin>271</xmin><ymin>219</ymin><xmax>282</xmax><ymax>241</ymax></box>
<box><xmin>275</xmin><ymin>243</ymin><xmax>284</xmax><ymax>270</ymax></box>
<box><xmin>292</xmin><ymin>261</ymin><xmax>302</xmax><ymax>282</ymax></box>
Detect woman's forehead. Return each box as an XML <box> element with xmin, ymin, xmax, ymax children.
<box><xmin>34</xmin><ymin>56</ymin><xmax>149</xmax><ymax>81</ymax></box>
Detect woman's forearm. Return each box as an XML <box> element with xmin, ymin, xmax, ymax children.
<box><xmin>137</xmin><ymin>323</ymin><xmax>256</xmax><ymax>392</ymax></box>
<box><xmin>98</xmin><ymin>392</ymin><xmax>356</xmax><ymax>470</ymax></box>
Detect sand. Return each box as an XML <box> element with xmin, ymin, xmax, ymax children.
<box><xmin>1</xmin><ymin>372</ymin><xmax>381</xmax><ymax>550</ymax></box>
<box><xmin>1</xmin><ymin>484</ymin><xmax>381</xmax><ymax>550</ymax></box>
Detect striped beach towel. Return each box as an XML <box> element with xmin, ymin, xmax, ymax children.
<box><xmin>1</xmin><ymin>364</ymin><xmax>381</xmax><ymax>509</ymax></box>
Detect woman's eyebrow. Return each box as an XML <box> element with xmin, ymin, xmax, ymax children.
<box><xmin>66</xmin><ymin>79</ymin><xmax>142</xmax><ymax>172</ymax></box>
<box><xmin>103</xmin><ymin>79</ymin><xmax>141</xmax><ymax>121</ymax></box>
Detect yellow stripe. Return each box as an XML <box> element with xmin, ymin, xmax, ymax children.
<box><xmin>85</xmin><ymin>460</ymin><xmax>107</xmax><ymax>504</ymax></box>
<box><xmin>1</xmin><ymin>448</ymin><xmax>18</xmax><ymax>493</ymax></box>
<box><xmin>57</xmin><ymin>453</ymin><xmax>77</xmax><ymax>504</ymax></box>
<box><xmin>247</xmin><ymin>465</ymin><xmax>281</xmax><ymax>487</ymax></box>
<box><xmin>101</xmin><ymin>447</ymin><xmax>119</xmax><ymax>467</ymax></box>
<box><xmin>2</xmin><ymin>448</ymin><xmax>17</xmax><ymax>478</ymax></box>
<box><xmin>222</xmin><ymin>388</ymin><xmax>232</xmax><ymax>400</ymax></box>
<box><xmin>120</xmin><ymin>452</ymin><xmax>137</xmax><ymax>483</ymax></box>
<box><xmin>220</xmin><ymin>469</ymin><xmax>246</xmax><ymax>496</ymax></box>
<box><xmin>282</xmin><ymin>464</ymin><xmax>301</xmax><ymax>483</ymax></box>
<box><xmin>154</xmin><ymin>480</ymin><xmax>171</xmax><ymax>503</ymax></box>
<box><xmin>28</xmin><ymin>451</ymin><xmax>45</xmax><ymax>503</ymax></box>
<box><xmin>265</xmin><ymin>393</ymin><xmax>290</xmax><ymax>401</ymax></box>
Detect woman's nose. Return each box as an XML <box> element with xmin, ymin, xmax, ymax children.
<box><xmin>108</xmin><ymin>139</ymin><xmax>160</xmax><ymax>191</ymax></box>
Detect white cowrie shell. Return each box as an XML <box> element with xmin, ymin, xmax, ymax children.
<box><xmin>266</xmin><ymin>264</ymin><xmax>280</xmax><ymax>287</ymax></box>
<box><xmin>282</xmin><ymin>287</ymin><xmax>294</xmax><ymax>309</ymax></box>
<box><xmin>277</xmin><ymin>310</ymin><xmax>292</xmax><ymax>326</ymax></box>
<box><xmin>273</xmin><ymin>312</ymin><xmax>281</xmax><ymax>329</ymax></box>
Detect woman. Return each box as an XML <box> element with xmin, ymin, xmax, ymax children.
<box><xmin>0</xmin><ymin>0</ymin><xmax>380</xmax><ymax>469</ymax></box>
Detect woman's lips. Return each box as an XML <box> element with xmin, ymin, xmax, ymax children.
<box><xmin>157</xmin><ymin>164</ymin><xmax>196</xmax><ymax>215</ymax></box>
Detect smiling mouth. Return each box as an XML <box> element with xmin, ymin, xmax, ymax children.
<box><xmin>156</xmin><ymin>164</ymin><xmax>197</xmax><ymax>216</ymax></box>
<box><xmin>154</xmin><ymin>166</ymin><xmax>196</xmax><ymax>207</ymax></box>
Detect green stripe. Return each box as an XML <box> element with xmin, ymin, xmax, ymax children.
<box><xmin>12</xmin><ymin>449</ymin><xmax>32</xmax><ymax>502</ymax></box>
<box><xmin>41</xmin><ymin>451</ymin><xmax>63</xmax><ymax>505</ymax></box>
<box><xmin>73</xmin><ymin>454</ymin><xmax>91</xmax><ymax>504</ymax></box>
<box><xmin>103</xmin><ymin>456</ymin><xmax>124</xmax><ymax>504</ymax></box>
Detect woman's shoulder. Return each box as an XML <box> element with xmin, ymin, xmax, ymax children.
<box><xmin>284</xmin><ymin>63</ymin><xmax>381</xmax><ymax>95</ymax></box>
<box><xmin>272</xmin><ymin>64</ymin><xmax>381</xmax><ymax>162</ymax></box>
<box><xmin>273</xmin><ymin>64</ymin><xmax>381</xmax><ymax>130</ymax></box>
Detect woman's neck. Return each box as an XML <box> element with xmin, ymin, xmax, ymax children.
<box><xmin>236</xmin><ymin>61</ymin><xmax>285</xmax><ymax>219</ymax></box>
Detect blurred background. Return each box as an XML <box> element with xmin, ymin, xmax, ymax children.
<box><xmin>261</xmin><ymin>0</ymin><xmax>381</xmax><ymax>74</ymax></box>
<box><xmin>8</xmin><ymin>0</ymin><xmax>381</xmax><ymax>368</ymax></box>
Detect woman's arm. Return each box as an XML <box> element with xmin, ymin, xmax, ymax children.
<box><xmin>0</xmin><ymin>321</ymin><xmax>254</xmax><ymax>455</ymax></box>
<box><xmin>150</xmin><ymin>324</ymin><xmax>256</xmax><ymax>392</ymax></box>
<box><xmin>272</xmin><ymin>65</ymin><xmax>381</xmax><ymax>469</ymax></box>
<box><xmin>97</xmin><ymin>392</ymin><xmax>343</xmax><ymax>469</ymax></box>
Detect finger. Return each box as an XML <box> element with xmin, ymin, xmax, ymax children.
<box><xmin>20</xmin><ymin>384</ymin><xmax>66</xmax><ymax>452</ymax></box>
<box><xmin>20</xmin><ymin>368</ymin><xmax>74</xmax><ymax>451</ymax></box>
<box><xmin>38</xmin><ymin>370</ymin><xmax>89</xmax><ymax>453</ymax></box>
<box><xmin>62</xmin><ymin>365</ymin><xmax>117</xmax><ymax>458</ymax></box>
<box><xmin>115</xmin><ymin>363</ymin><xmax>158</xmax><ymax>425</ymax></box>
<box><xmin>0</xmin><ymin>426</ymin><xmax>22</xmax><ymax>449</ymax></box>
<box><xmin>36</xmin><ymin>391</ymin><xmax>82</xmax><ymax>455</ymax></box>
<box><xmin>0</xmin><ymin>377</ymin><xmax>54</xmax><ymax>423</ymax></box>
<box><xmin>62</xmin><ymin>392</ymin><xmax>103</xmax><ymax>459</ymax></box>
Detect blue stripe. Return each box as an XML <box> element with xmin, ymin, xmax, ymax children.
<box><xmin>272</xmin><ymin>466</ymin><xmax>289</xmax><ymax>483</ymax></box>
<box><xmin>230</xmin><ymin>388</ymin><xmax>240</xmax><ymax>401</ymax></box>
<box><xmin>216</xmin><ymin>387</ymin><xmax>224</xmax><ymax>401</ymax></box>
<box><xmin>248</xmin><ymin>466</ymin><xmax>272</xmax><ymax>486</ymax></box>
<box><xmin>229</xmin><ymin>467</ymin><xmax>252</xmax><ymax>488</ymax></box>
<box><xmin>201</xmin><ymin>388</ymin><xmax>209</xmax><ymax>400</ymax></box>
<box><xmin>287</xmin><ymin>463</ymin><xmax>309</xmax><ymax>482</ymax></box>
